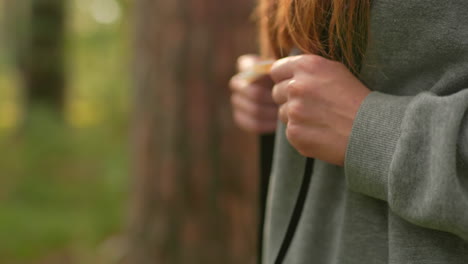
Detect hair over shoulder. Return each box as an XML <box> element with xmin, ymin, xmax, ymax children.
<box><xmin>256</xmin><ymin>0</ymin><xmax>371</xmax><ymax>74</ymax></box>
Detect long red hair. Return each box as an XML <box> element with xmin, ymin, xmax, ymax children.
<box><xmin>257</xmin><ymin>0</ymin><xmax>371</xmax><ymax>74</ymax></box>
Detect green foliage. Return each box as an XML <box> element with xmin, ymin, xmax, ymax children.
<box><xmin>0</xmin><ymin>0</ymin><xmax>130</xmax><ymax>262</ymax></box>
<box><xmin>0</xmin><ymin>107</ymin><xmax>129</xmax><ymax>262</ymax></box>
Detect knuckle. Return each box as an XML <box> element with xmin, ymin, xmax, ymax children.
<box><xmin>287</xmin><ymin>80</ymin><xmax>306</xmax><ymax>97</ymax></box>
<box><xmin>271</xmin><ymin>85</ymin><xmax>282</xmax><ymax>104</ymax></box>
<box><xmin>285</xmin><ymin>124</ymin><xmax>313</xmax><ymax>157</ymax></box>
<box><xmin>286</xmin><ymin>124</ymin><xmax>301</xmax><ymax>143</ymax></box>
<box><xmin>297</xmin><ymin>55</ymin><xmax>326</xmax><ymax>71</ymax></box>
<box><xmin>287</xmin><ymin>101</ymin><xmax>304</xmax><ymax>120</ymax></box>
<box><xmin>308</xmin><ymin>54</ymin><xmax>327</xmax><ymax>64</ymax></box>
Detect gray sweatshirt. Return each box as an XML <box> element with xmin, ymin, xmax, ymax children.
<box><xmin>263</xmin><ymin>1</ymin><xmax>468</xmax><ymax>263</ymax></box>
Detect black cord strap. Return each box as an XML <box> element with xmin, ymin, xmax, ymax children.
<box><xmin>258</xmin><ymin>134</ymin><xmax>275</xmax><ymax>264</ymax></box>
<box><xmin>274</xmin><ymin>157</ymin><xmax>314</xmax><ymax>264</ymax></box>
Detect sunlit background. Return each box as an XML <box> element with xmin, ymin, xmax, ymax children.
<box><xmin>0</xmin><ymin>0</ymin><xmax>130</xmax><ymax>263</ymax></box>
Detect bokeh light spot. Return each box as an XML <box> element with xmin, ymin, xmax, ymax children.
<box><xmin>90</xmin><ymin>0</ymin><xmax>121</xmax><ymax>25</ymax></box>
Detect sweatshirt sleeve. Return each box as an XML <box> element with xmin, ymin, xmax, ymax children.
<box><xmin>344</xmin><ymin>90</ymin><xmax>468</xmax><ymax>241</ymax></box>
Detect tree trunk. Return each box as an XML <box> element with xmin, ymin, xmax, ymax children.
<box><xmin>23</xmin><ymin>0</ymin><xmax>66</xmax><ymax>115</ymax></box>
<box><xmin>127</xmin><ymin>0</ymin><xmax>259</xmax><ymax>263</ymax></box>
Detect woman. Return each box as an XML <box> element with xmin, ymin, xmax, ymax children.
<box><xmin>230</xmin><ymin>0</ymin><xmax>468</xmax><ymax>263</ymax></box>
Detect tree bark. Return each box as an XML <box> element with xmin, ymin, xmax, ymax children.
<box><xmin>127</xmin><ymin>0</ymin><xmax>259</xmax><ymax>263</ymax></box>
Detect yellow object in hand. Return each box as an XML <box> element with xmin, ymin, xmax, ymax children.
<box><xmin>238</xmin><ymin>60</ymin><xmax>275</xmax><ymax>83</ymax></box>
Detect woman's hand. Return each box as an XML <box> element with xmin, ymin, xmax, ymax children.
<box><xmin>229</xmin><ymin>55</ymin><xmax>278</xmax><ymax>134</ymax></box>
<box><xmin>270</xmin><ymin>54</ymin><xmax>371</xmax><ymax>166</ymax></box>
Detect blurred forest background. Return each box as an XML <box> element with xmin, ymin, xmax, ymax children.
<box><xmin>0</xmin><ymin>0</ymin><xmax>130</xmax><ymax>263</ymax></box>
<box><xmin>0</xmin><ymin>0</ymin><xmax>260</xmax><ymax>263</ymax></box>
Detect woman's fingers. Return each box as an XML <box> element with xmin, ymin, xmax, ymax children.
<box><xmin>230</xmin><ymin>76</ymin><xmax>276</xmax><ymax>105</ymax></box>
<box><xmin>272</xmin><ymin>79</ymin><xmax>291</xmax><ymax>105</ymax></box>
<box><xmin>230</xmin><ymin>84</ymin><xmax>278</xmax><ymax>134</ymax></box>
<box><xmin>233</xmin><ymin>110</ymin><xmax>277</xmax><ymax>134</ymax></box>
<box><xmin>270</xmin><ymin>55</ymin><xmax>325</xmax><ymax>83</ymax></box>
<box><xmin>270</xmin><ymin>56</ymin><xmax>297</xmax><ymax>83</ymax></box>
<box><xmin>231</xmin><ymin>94</ymin><xmax>278</xmax><ymax>121</ymax></box>
<box><xmin>278</xmin><ymin>103</ymin><xmax>289</xmax><ymax>124</ymax></box>
<box><xmin>230</xmin><ymin>54</ymin><xmax>279</xmax><ymax>134</ymax></box>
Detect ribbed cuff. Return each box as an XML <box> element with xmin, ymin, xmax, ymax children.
<box><xmin>344</xmin><ymin>91</ymin><xmax>413</xmax><ymax>201</ymax></box>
